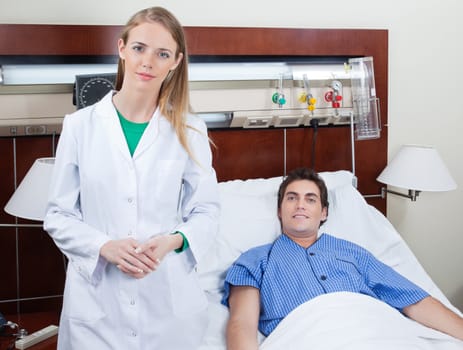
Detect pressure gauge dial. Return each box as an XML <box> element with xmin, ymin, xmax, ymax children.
<box><xmin>74</xmin><ymin>73</ymin><xmax>117</xmax><ymax>109</ymax></box>
<box><xmin>330</xmin><ymin>80</ymin><xmax>343</xmax><ymax>92</ymax></box>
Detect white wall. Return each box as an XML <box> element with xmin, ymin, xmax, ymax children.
<box><xmin>2</xmin><ymin>0</ymin><xmax>462</xmax><ymax>310</ymax></box>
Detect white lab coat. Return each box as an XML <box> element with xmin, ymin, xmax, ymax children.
<box><xmin>44</xmin><ymin>92</ymin><xmax>220</xmax><ymax>350</ymax></box>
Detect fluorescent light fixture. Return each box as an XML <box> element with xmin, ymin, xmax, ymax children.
<box><xmin>0</xmin><ymin>62</ymin><xmax>350</xmax><ymax>85</ymax></box>
<box><xmin>0</xmin><ymin>64</ymin><xmax>117</xmax><ymax>85</ymax></box>
<box><xmin>188</xmin><ymin>62</ymin><xmax>348</xmax><ymax>81</ymax></box>
<box><xmin>189</xmin><ymin>62</ymin><xmax>292</xmax><ymax>81</ymax></box>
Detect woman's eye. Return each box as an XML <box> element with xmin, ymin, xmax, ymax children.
<box><xmin>132</xmin><ymin>45</ymin><xmax>144</xmax><ymax>52</ymax></box>
<box><xmin>159</xmin><ymin>51</ymin><xmax>170</xmax><ymax>59</ymax></box>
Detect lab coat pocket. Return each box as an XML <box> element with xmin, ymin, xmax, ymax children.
<box><xmin>153</xmin><ymin>160</ymin><xmax>183</xmax><ymax>195</ymax></box>
<box><xmin>167</xmin><ymin>253</ymin><xmax>208</xmax><ymax>317</ymax></box>
<box><xmin>61</xmin><ymin>268</ymin><xmax>106</xmax><ymax>323</ymax></box>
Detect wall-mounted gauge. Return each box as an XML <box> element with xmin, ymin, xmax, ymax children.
<box><xmin>73</xmin><ymin>73</ymin><xmax>117</xmax><ymax>109</ymax></box>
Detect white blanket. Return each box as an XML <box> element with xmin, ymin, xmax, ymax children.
<box><xmin>260</xmin><ymin>292</ymin><xmax>463</xmax><ymax>350</ymax></box>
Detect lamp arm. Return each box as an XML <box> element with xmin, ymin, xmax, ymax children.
<box><xmin>381</xmin><ymin>187</ymin><xmax>421</xmax><ymax>201</ymax></box>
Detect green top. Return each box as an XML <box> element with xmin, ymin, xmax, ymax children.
<box><xmin>117</xmin><ymin>109</ymin><xmax>149</xmax><ymax>156</ymax></box>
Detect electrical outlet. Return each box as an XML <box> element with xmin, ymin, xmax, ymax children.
<box><xmin>9</xmin><ymin>126</ymin><xmax>18</xmax><ymax>135</ymax></box>
<box><xmin>25</xmin><ymin>125</ymin><xmax>46</xmax><ymax>135</ymax></box>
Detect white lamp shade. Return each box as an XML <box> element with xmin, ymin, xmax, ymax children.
<box><xmin>4</xmin><ymin>157</ymin><xmax>55</xmax><ymax>221</ymax></box>
<box><xmin>377</xmin><ymin>145</ymin><xmax>457</xmax><ymax>192</ymax></box>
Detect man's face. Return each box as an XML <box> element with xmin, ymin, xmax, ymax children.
<box><xmin>278</xmin><ymin>179</ymin><xmax>327</xmax><ymax>241</ymax></box>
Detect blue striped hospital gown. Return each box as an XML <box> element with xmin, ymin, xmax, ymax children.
<box><xmin>222</xmin><ymin>233</ymin><xmax>429</xmax><ymax>336</ymax></box>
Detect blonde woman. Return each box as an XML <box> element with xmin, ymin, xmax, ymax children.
<box><xmin>45</xmin><ymin>7</ymin><xmax>220</xmax><ymax>349</ymax></box>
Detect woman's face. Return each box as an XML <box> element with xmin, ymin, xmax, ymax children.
<box><xmin>118</xmin><ymin>22</ymin><xmax>183</xmax><ymax>91</ymax></box>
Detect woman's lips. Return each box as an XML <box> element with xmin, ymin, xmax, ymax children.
<box><xmin>137</xmin><ymin>72</ymin><xmax>155</xmax><ymax>80</ymax></box>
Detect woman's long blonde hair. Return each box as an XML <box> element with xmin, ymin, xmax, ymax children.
<box><xmin>116</xmin><ymin>7</ymin><xmax>195</xmax><ymax>159</ymax></box>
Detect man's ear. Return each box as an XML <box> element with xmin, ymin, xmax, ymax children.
<box><xmin>321</xmin><ymin>207</ymin><xmax>328</xmax><ymax>221</ymax></box>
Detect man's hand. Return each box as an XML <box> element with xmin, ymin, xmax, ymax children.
<box><xmin>403</xmin><ymin>296</ymin><xmax>463</xmax><ymax>341</ymax></box>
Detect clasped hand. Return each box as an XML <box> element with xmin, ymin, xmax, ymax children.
<box><xmin>100</xmin><ymin>235</ymin><xmax>171</xmax><ymax>279</ymax></box>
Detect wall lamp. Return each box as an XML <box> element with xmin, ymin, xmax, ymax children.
<box><xmin>4</xmin><ymin>158</ymin><xmax>55</xmax><ymax>222</ymax></box>
<box><xmin>377</xmin><ymin>144</ymin><xmax>457</xmax><ymax>201</ymax></box>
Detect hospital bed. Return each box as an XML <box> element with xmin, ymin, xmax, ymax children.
<box><xmin>197</xmin><ymin>171</ymin><xmax>463</xmax><ymax>349</ymax></box>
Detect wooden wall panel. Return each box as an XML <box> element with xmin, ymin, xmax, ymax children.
<box><xmin>0</xmin><ymin>226</ymin><xmax>17</xmax><ymax>314</ymax></box>
<box><xmin>15</xmin><ymin>137</ymin><xmax>54</xmax><ymax>181</ymax></box>
<box><xmin>0</xmin><ymin>24</ymin><xmax>121</xmax><ymax>56</ymax></box>
<box><xmin>184</xmin><ymin>27</ymin><xmax>386</xmax><ymax>57</ymax></box>
<box><xmin>211</xmin><ymin>128</ymin><xmax>284</xmax><ymax>181</ymax></box>
<box><xmin>210</xmin><ymin>126</ymin><xmax>354</xmax><ymax>181</ymax></box>
<box><xmin>285</xmin><ymin>126</ymin><xmax>352</xmax><ymax>172</ymax></box>
<box><xmin>18</xmin><ymin>226</ymin><xmax>65</xmax><ymax>313</ymax></box>
<box><xmin>0</xmin><ymin>138</ymin><xmax>17</xmax><ymax>314</ymax></box>
<box><xmin>0</xmin><ymin>138</ymin><xmax>14</xmax><ymax>223</ymax></box>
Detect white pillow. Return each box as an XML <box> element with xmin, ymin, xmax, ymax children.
<box><xmin>197</xmin><ymin>170</ymin><xmax>355</xmax><ymax>293</ymax></box>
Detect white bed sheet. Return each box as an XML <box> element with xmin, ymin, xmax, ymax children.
<box><xmin>261</xmin><ymin>292</ymin><xmax>462</xmax><ymax>350</ymax></box>
<box><xmin>197</xmin><ymin>171</ymin><xmax>462</xmax><ymax>349</ymax></box>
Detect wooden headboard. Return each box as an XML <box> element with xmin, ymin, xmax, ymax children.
<box><xmin>0</xmin><ymin>24</ymin><xmax>388</xmax><ymax>212</ymax></box>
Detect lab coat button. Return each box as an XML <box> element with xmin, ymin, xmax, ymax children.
<box><xmin>131</xmin><ymin>331</ymin><xmax>137</xmax><ymax>337</ymax></box>
<box><xmin>130</xmin><ymin>299</ymin><xmax>135</xmax><ymax>305</ymax></box>
<box><xmin>128</xmin><ymin>198</ymin><xmax>133</xmax><ymax>203</ymax></box>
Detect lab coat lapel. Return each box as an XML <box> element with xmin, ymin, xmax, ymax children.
<box><xmin>95</xmin><ymin>92</ymin><xmax>133</xmax><ymax>162</ymax></box>
<box><xmin>132</xmin><ymin>107</ymin><xmax>162</xmax><ymax>159</ymax></box>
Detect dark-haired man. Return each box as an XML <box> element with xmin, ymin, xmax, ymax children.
<box><xmin>222</xmin><ymin>167</ymin><xmax>463</xmax><ymax>350</ymax></box>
